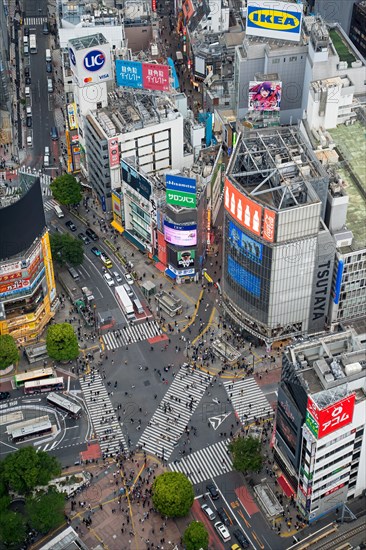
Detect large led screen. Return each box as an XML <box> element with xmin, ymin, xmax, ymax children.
<box><xmin>164</xmin><ymin>221</ymin><xmax>197</xmax><ymax>246</ymax></box>
<box><xmin>227</xmin><ymin>255</ymin><xmax>261</xmax><ymax>298</ymax></box>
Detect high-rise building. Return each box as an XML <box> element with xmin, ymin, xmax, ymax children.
<box><xmin>274</xmin><ymin>329</ymin><xmax>366</xmax><ymax>523</ymax></box>
<box><xmin>349</xmin><ymin>1</ymin><xmax>366</xmax><ymax>59</ymax></box>
<box><xmin>0</xmin><ymin>176</ymin><xmax>57</xmax><ymax>344</ymax></box>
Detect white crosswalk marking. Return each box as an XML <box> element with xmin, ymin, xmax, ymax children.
<box><xmin>40</xmin><ymin>172</ymin><xmax>53</xmax><ymax>197</ymax></box>
<box><xmin>168</xmin><ymin>439</ymin><xmax>233</xmax><ymax>485</ymax></box>
<box><xmin>102</xmin><ymin>320</ymin><xmax>161</xmax><ymax>350</ymax></box>
<box><xmin>43</xmin><ymin>198</ymin><xmax>59</xmax><ymax>212</ymax></box>
<box><xmin>137</xmin><ymin>364</ymin><xmax>211</xmax><ymax>461</ymax></box>
<box><xmin>24</xmin><ymin>16</ymin><xmax>48</xmax><ymax>26</ymax></box>
<box><xmin>80</xmin><ymin>373</ymin><xmax>127</xmax><ymax>457</ymax></box>
<box><xmin>224</xmin><ymin>378</ymin><xmax>273</xmax><ymax>425</ymax></box>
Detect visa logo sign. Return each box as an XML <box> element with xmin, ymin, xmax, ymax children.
<box><xmin>246</xmin><ymin>1</ymin><xmax>302</xmax><ymax>40</ymax></box>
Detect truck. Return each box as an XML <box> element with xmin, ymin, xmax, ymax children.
<box><xmin>29</xmin><ymin>34</ymin><xmax>37</xmax><ymax>54</ymax></box>
<box><xmin>115</xmin><ymin>285</ymin><xmax>135</xmax><ymax>320</ymax></box>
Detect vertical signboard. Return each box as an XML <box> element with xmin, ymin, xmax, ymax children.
<box><xmin>142</xmin><ymin>63</ymin><xmax>170</xmax><ymax>92</ymax></box>
<box><xmin>246</xmin><ymin>0</ymin><xmax>303</xmax><ymax>42</ymax></box>
<box><xmin>157</xmin><ymin>230</ymin><xmax>168</xmax><ymax>265</ymax></box>
<box><xmin>166</xmin><ymin>174</ymin><xmax>196</xmax><ymax>208</ymax></box>
<box><xmin>108</xmin><ymin>137</ymin><xmax>120</xmax><ymax>168</ymax></box>
<box><xmin>263</xmin><ymin>208</ymin><xmax>276</xmax><ymax>242</ymax></box>
<box><xmin>224</xmin><ymin>178</ymin><xmax>262</xmax><ymax>237</ymax></box>
<box><xmin>306</xmin><ymin>395</ymin><xmax>356</xmax><ymax>440</ymax></box>
<box><xmin>67</xmin><ymin>103</ymin><xmax>78</xmax><ymax>130</ymax></box>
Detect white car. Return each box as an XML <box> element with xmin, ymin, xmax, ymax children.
<box><xmin>104</xmin><ymin>272</ymin><xmax>114</xmax><ymax>287</ymax></box>
<box><xmin>201</xmin><ymin>503</ymin><xmax>216</xmax><ymax>521</ymax></box>
<box><xmin>125</xmin><ymin>273</ymin><xmax>134</xmax><ymax>285</ymax></box>
<box><xmin>112</xmin><ymin>271</ymin><xmax>123</xmax><ymax>284</ymax></box>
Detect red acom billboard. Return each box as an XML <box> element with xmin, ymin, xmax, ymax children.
<box><xmin>306</xmin><ymin>394</ymin><xmax>356</xmax><ymax>439</ymax></box>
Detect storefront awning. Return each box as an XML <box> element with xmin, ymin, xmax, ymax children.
<box><xmin>277</xmin><ymin>474</ymin><xmax>295</xmax><ymax>497</ymax></box>
<box><xmin>165</xmin><ymin>268</ymin><xmax>177</xmax><ymax>280</ymax></box>
<box><xmin>111</xmin><ymin>220</ymin><xmax>124</xmax><ymax>233</ymax></box>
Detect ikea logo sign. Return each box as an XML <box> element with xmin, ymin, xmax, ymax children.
<box><xmin>246</xmin><ymin>1</ymin><xmax>303</xmax><ymax>42</ymax></box>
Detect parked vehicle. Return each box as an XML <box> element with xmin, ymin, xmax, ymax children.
<box><xmin>201</xmin><ymin>504</ymin><xmax>216</xmax><ymax>521</ymax></box>
<box><xmin>47</xmin><ymin>78</ymin><xmax>53</xmax><ymax>93</ymax></box>
<box><xmin>50</xmin><ymin>126</ymin><xmax>58</xmax><ymax>140</ymax></box>
<box><xmin>206</xmin><ymin>483</ymin><xmax>219</xmax><ymax>500</ymax></box>
<box><xmin>214</xmin><ymin>522</ymin><xmax>231</xmax><ymax>543</ymax></box>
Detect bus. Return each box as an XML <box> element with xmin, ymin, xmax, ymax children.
<box><xmin>29</xmin><ymin>34</ymin><xmax>37</xmax><ymax>54</ymax></box>
<box><xmin>14</xmin><ymin>367</ymin><xmax>54</xmax><ymax>388</ymax></box>
<box><xmin>11</xmin><ymin>420</ymin><xmax>52</xmax><ymax>443</ymax></box>
<box><xmin>115</xmin><ymin>285</ymin><xmax>135</xmax><ymax>319</ymax></box>
<box><xmin>24</xmin><ymin>377</ymin><xmax>64</xmax><ymax>395</ymax></box>
<box><xmin>47</xmin><ymin>392</ymin><xmax>82</xmax><ymax>419</ymax></box>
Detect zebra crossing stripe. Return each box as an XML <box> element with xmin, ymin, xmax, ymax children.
<box><xmin>102</xmin><ymin>320</ymin><xmax>162</xmax><ymax>350</ymax></box>
<box><xmin>168</xmin><ymin>439</ymin><xmax>233</xmax><ymax>485</ymax></box>
<box><xmin>24</xmin><ymin>16</ymin><xmax>48</xmax><ymax>26</ymax></box>
<box><xmin>224</xmin><ymin>378</ymin><xmax>273</xmax><ymax>425</ymax></box>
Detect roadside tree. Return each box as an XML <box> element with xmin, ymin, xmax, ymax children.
<box><xmin>50</xmin><ymin>174</ymin><xmax>82</xmax><ymax>206</ymax></box>
<box><xmin>152</xmin><ymin>472</ymin><xmax>194</xmax><ymax>517</ymax></box>
<box><xmin>46</xmin><ymin>323</ymin><xmax>79</xmax><ymax>362</ymax></box>
<box><xmin>0</xmin><ymin>510</ymin><xmax>26</xmax><ymax>546</ymax></box>
<box><xmin>50</xmin><ymin>233</ymin><xmax>84</xmax><ymax>266</ymax></box>
<box><xmin>183</xmin><ymin>521</ymin><xmax>209</xmax><ymax>550</ymax></box>
<box><xmin>229</xmin><ymin>435</ymin><xmax>263</xmax><ymax>473</ymax></box>
<box><xmin>0</xmin><ymin>334</ymin><xmax>19</xmax><ymax>369</ymax></box>
<box><xmin>26</xmin><ymin>489</ymin><xmax>65</xmax><ymax>533</ymax></box>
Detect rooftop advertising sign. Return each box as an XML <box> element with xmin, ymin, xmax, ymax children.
<box><xmin>306</xmin><ymin>395</ymin><xmax>356</xmax><ymax>439</ymax></box>
<box><xmin>246</xmin><ymin>0</ymin><xmax>303</xmax><ymax>42</ymax></box>
<box><xmin>68</xmin><ymin>43</ymin><xmax>113</xmax><ymax>87</ymax></box>
<box><xmin>164</xmin><ymin>221</ymin><xmax>197</xmax><ymax>246</ymax></box>
<box><xmin>116</xmin><ymin>60</ymin><xmax>170</xmax><ymax>92</ymax></box>
<box><xmin>224</xmin><ymin>178</ymin><xmax>262</xmax><ymax>237</ymax></box>
<box><xmin>166</xmin><ymin>174</ymin><xmax>197</xmax><ymax>209</ymax></box>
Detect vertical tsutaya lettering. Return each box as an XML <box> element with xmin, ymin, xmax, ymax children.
<box><xmin>312</xmin><ymin>260</ymin><xmax>331</xmax><ymax>320</ymax></box>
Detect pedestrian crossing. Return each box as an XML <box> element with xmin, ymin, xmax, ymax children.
<box><xmin>224</xmin><ymin>378</ymin><xmax>273</xmax><ymax>425</ymax></box>
<box><xmin>80</xmin><ymin>373</ymin><xmax>127</xmax><ymax>457</ymax></box>
<box><xmin>137</xmin><ymin>364</ymin><xmax>211</xmax><ymax>461</ymax></box>
<box><xmin>24</xmin><ymin>16</ymin><xmax>48</xmax><ymax>26</ymax></box>
<box><xmin>102</xmin><ymin>320</ymin><xmax>161</xmax><ymax>350</ymax></box>
<box><xmin>168</xmin><ymin>439</ymin><xmax>233</xmax><ymax>485</ymax></box>
<box><xmin>44</xmin><ymin>198</ymin><xmax>59</xmax><ymax>212</ymax></box>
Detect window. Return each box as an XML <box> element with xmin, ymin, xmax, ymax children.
<box><xmin>289</xmin><ymin>56</ymin><xmax>297</xmax><ymax>62</ymax></box>
<box><xmin>272</xmin><ymin>58</ymin><xmax>280</xmax><ymax>64</ymax></box>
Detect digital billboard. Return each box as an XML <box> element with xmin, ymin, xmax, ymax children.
<box><xmin>121</xmin><ymin>160</ymin><xmax>151</xmax><ymax>200</ymax></box>
<box><xmin>166</xmin><ymin>174</ymin><xmax>197</xmax><ymax>209</ymax></box>
<box><xmin>68</xmin><ymin>42</ymin><xmax>113</xmax><ymax>87</ymax></box>
<box><xmin>177</xmin><ymin>250</ymin><xmax>195</xmax><ymax>268</ymax></box>
<box><xmin>306</xmin><ymin>395</ymin><xmax>356</xmax><ymax>439</ymax></box>
<box><xmin>116</xmin><ymin>60</ymin><xmax>170</xmax><ymax>92</ymax></box>
<box><xmin>228</xmin><ymin>255</ymin><xmax>261</xmax><ymax>298</ymax></box>
<box><xmin>228</xmin><ymin>221</ymin><xmax>263</xmax><ymax>264</ymax></box>
<box><xmin>108</xmin><ymin>137</ymin><xmax>120</xmax><ymax>168</ymax></box>
<box><xmin>246</xmin><ymin>0</ymin><xmax>303</xmax><ymax>42</ymax></box>
<box><xmin>164</xmin><ymin>221</ymin><xmax>197</xmax><ymax>246</ymax></box>
<box><xmin>248</xmin><ymin>81</ymin><xmax>282</xmax><ymax>111</ymax></box>
<box><xmin>224</xmin><ymin>178</ymin><xmax>262</xmax><ymax>237</ymax></box>
<box><xmin>67</xmin><ymin>103</ymin><xmax>78</xmax><ymax>130</ymax></box>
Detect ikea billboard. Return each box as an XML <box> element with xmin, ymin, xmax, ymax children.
<box><xmin>246</xmin><ymin>1</ymin><xmax>303</xmax><ymax>42</ymax></box>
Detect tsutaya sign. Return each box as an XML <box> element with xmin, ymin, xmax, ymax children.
<box><xmin>246</xmin><ymin>0</ymin><xmax>303</xmax><ymax>42</ymax></box>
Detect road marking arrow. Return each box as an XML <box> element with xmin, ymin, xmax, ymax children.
<box><xmin>208</xmin><ymin>412</ymin><xmax>231</xmax><ymax>430</ymax></box>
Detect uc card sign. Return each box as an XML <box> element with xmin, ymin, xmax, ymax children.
<box><xmin>246</xmin><ymin>0</ymin><xmax>303</xmax><ymax>42</ymax></box>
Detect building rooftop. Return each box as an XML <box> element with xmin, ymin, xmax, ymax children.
<box><xmin>285</xmin><ymin>329</ymin><xmax>366</xmax><ymax>407</ymax></box>
<box><xmin>227</xmin><ymin>127</ymin><xmax>326</xmax><ymax>211</ymax></box>
<box><xmin>59</xmin><ymin>0</ymin><xmax>122</xmax><ymax>27</ymax></box>
<box><xmin>68</xmin><ymin>33</ymin><xmax>108</xmax><ymax>51</ymax></box>
<box><xmin>329</xmin><ymin>121</ymin><xmax>366</xmax><ymax>250</ymax></box>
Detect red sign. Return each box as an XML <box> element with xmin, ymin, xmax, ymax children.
<box><xmin>157</xmin><ymin>231</ymin><xmax>167</xmax><ymax>266</ymax></box>
<box><xmin>182</xmin><ymin>0</ymin><xmax>194</xmax><ymax>21</ymax></box>
<box><xmin>0</xmin><ymin>271</ymin><xmax>22</xmax><ymax>284</ymax></box>
<box><xmin>224</xmin><ymin>178</ymin><xmax>262</xmax><ymax>237</ymax></box>
<box><xmin>263</xmin><ymin>208</ymin><xmax>276</xmax><ymax>242</ymax></box>
<box><xmin>142</xmin><ymin>63</ymin><xmax>170</xmax><ymax>92</ymax></box>
<box><xmin>325</xmin><ymin>483</ymin><xmax>345</xmax><ymax>497</ymax></box>
<box><xmin>152</xmin><ymin>0</ymin><xmax>156</xmax><ymax>11</ymax></box>
<box><xmin>108</xmin><ymin>138</ymin><xmax>120</xmax><ymax>169</ymax></box>
<box><xmin>0</xmin><ymin>278</ymin><xmax>31</xmax><ymax>295</ymax></box>
<box><xmin>306</xmin><ymin>395</ymin><xmax>355</xmax><ymax>439</ymax></box>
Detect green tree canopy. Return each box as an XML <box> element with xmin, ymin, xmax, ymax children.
<box><xmin>1</xmin><ymin>447</ymin><xmax>61</xmax><ymax>495</ymax></box>
<box><xmin>183</xmin><ymin>521</ymin><xmax>209</xmax><ymax>550</ymax></box>
<box><xmin>50</xmin><ymin>233</ymin><xmax>84</xmax><ymax>266</ymax></box>
<box><xmin>50</xmin><ymin>174</ymin><xmax>82</xmax><ymax>206</ymax></box>
<box><xmin>0</xmin><ymin>334</ymin><xmax>19</xmax><ymax>369</ymax></box>
<box><xmin>152</xmin><ymin>472</ymin><xmax>194</xmax><ymax>518</ymax></box>
<box><xmin>229</xmin><ymin>436</ymin><xmax>263</xmax><ymax>473</ymax></box>
<box><xmin>26</xmin><ymin>489</ymin><xmax>65</xmax><ymax>534</ymax></box>
<box><xmin>46</xmin><ymin>323</ymin><xmax>79</xmax><ymax>362</ymax></box>
<box><xmin>0</xmin><ymin>510</ymin><xmax>26</xmax><ymax>546</ymax></box>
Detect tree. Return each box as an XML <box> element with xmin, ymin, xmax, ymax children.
<box><xmin>0</xmin><ymin>334</ymin><xmax>19</xmax><ymax>369</ymax></box>
<box><xmin>183</xmin><ymin>521</ymin><xmax>209</xmax><ymax>550</ymax></box>
<box><xmin>50</xmin><ymin>174</ymin><xmax>82</xmax><ymax>206</ymax></box>
<box><xmin>26</xmin><ymin>489</ymin><xmax>65</xmax><ymax>533</ymax></box>
<box><xmin>50</xmin><ymin>233</ymin><xmax>84</xmax><ymax>266</ymax></box>
<box><xmin>46</xmin><ymin>323</ymin><xmax>79</xmax><ymax>362</ymax></box>
<box><xmin>152</xmin><ymin>472</ymin><xmax>194</xmax><ymax>518</ymax></box>
<box><xmin>229</xmin><ymin>436</ymin><xmax>263</xmax><ymax>473</ymax></box>
<box><xmin>0</xmin><ymin>510</ymin><xmax>26</xmax><ymax>546</ymax></box>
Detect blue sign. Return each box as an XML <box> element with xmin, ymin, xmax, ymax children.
<box><xmin>246</xmin><ymin>0</ymin><xmax>302</xmax><ymax>42</ymax></box>
<box><xmin>122</xmin><ymin>160</ymin><xmax>151</xmax><ymax>200</ymax></box>
<box><xmin>228</xmin><ymin>255</ymin><xmax>261</xmax><ymax>298</ymax></box>
<box><xmin>115</xmin><ymin>60</ymin><xmax>143</xmax><ymax>89</ymax></box>
<box><xmin>166</xmin><ymin>174</ymin><xmax>196</xmax><ymax>195</ymax></box>
<box><xmin>101</xmin><ymin>195</ymin><xmax>106</xmax><ymax>212</ymax></box>
<box><xmin>167</xmin><ymin>58</ymin><xmax>179</xmax><ymax>89</ymax></box>
<box><xmin>84</xmin><ymin>50</ymin><xmax>106</xmax><ymax>72</ymax></box>
<box><xmin>333</xmin><ymin>260</ymin><xmax>344</xmax><ymax>305</ymax></box>
<box><xmin>228</xmin><ymin>221</ymin><xmax>263</xmax><ymax>264</ymax></box>
<box><xmin>69</xmin><ymin>48</ymin><xmax>76</xmax><ymax>66</ymax></box>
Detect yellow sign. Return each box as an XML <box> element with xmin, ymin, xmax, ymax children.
<box><xmin>67</xmin><ymin>103</ymin><xmax>78</xmax><ymax>130</ymax></box>
<box><xmin>248</xmin><ymin>9</ymin><xmax>300</xmax><ymax>31</ymax></box>
<box><xmin>204</xmin><ymin>271</ymin><xmax>213</xmax><ymax>283</ymax></box>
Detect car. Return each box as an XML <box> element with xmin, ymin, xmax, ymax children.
<box><xmin>25</xmin><ymin>76</ymin><xmax>31</xmax><ymax>85</ymax></box>
<box><xmin>24</xmin><ymin>27</ymin><xmax>30</xmax><ymax>36</ymax></box>
<box><xmin>42</xmin><ymin>21</ymin><xmax>49</xmax><ymax>34</ymax></box>
<box><xmin>78</xmin><ymin>232</ymin><xmax>91</xmax><ymax>245</ymax></box>
<box><xmin>112</xmin><ymin>271</ymin><xmax>123</xmax><ymax>284</ymax></box>
<box><xmin>206</xmin><ymin>483</ymin><xmax>219</xmax><ymax>500</ymax></box>
<box><xmin>26</xmin><ymin>116</ymin><xmax>32</xmax><ymax>128</ymax></box>
<box><xmin>214</xmin><ymin>522</ymin><xmax>231</xmax><ymax>543</ymax></box>
<box><xmin>217</xmin><ymin>506</ymin><xmax>231</xmax><ymax>526</ymax></box>
<box><xmin>46</xmin><ymin>61</ymin><xmax>52</xmax><ymax>73</ymax></box>
<box><xmin>50</xmin><ymin>126</ymin><xmax>58</xmax><ymax>140</ymax></box>
<box><xmin>0</xmin><ymin>392</ymin><xmax>10</xmax><ymax>400</ymax></box>
<box><xmin>45</xmin><ymin>146</ymin><xmax>50</xmax><ymax>155</ymax></box>
<box><xmin>104</xmin><ymin>272</ymin><xmax>114</xmax><ymax>287</ymax></box>
<box><xmin>201</xmin><ymin>503</ymin><xmax>216</xmax><ymax>521</ymax></box>
<box><xmin>233</xmin><ymin>530</ymin><xmax>250</xmax><ymax>548</ymax></box>
<box><xmin>100</xmin><ymin>253</ymin><xmax>112</xmax><ymax>268</ymax></box>
<box><xmin>85</xmin><ymin>228</ymin><xmax>98</xmax><ymax>241</ymax></box>
<box><xmin>24</xmin><ymin>66</ymin><xmax>30</xmax><ymax>77</ymax></box>
<box><xmin>231</xmin><ymin>545</ymin><xmax>242</xmax><ymax>550</ymax></box>
<box><xmin>65</xmin><ymin>220</ymin><xmax>77</xmax><ymax>232</ymax></box>
<box><xmin>91</xmin><ymin>247</ymin><xmax>101</xmax><ymax>257</ymax></box>
<box><xmin>125</xmin><ymin>273</ymin><xmax>134</xmax><ymax>285</ymax></box>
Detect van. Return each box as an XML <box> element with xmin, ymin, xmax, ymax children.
<box><xmin>123</xmin><ymin>283</ymin><xmax>134</xmax><ymax>298</ymax></box>
<box><xmin>23</xmin><ymin>35</ymin><xmax>29</xmax><ymax>45</ymax></box>
<box><xmin>54</xmin><ymin>205</ymin><xmax>64</xmax><ymax>218</ymax></box>
<box><xmin>47</xmin><ymin>78</ymin><xmax>53</xmax><ymax>93</ymax></box>
<box><xmin>25</xmin><ymin>86</ymin><xmax>30</xmax><ymax>97</ymax></box>
<box><xmin>44</xmin><ymin>155</ymin><xmax>50</xmax><ymax>167</ymax></box>
<box><xmin>133</xmin><ymin>298</ymin><xmax>144</xmax><ymax>314</ymax></box>
<box><xmin>45</xmin><ymin>49</ymin><xmax>51</xmax><ymax>62</ymax></box>
<box><xmin>50</xmin><ymin>127</ymin><xmax>58</xmax><ymax>141</ymax></box>
<box><xmin>68</xmin><ymin>267</ymin><xmax>80</xmax><ymax>281</ymax></box>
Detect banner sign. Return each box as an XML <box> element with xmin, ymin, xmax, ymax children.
<box><xmin>108</xmin><ymin>137</ymin><xmax>120</xmax><ymax>168</ymax></box>
<box><xmin>116</xmin><ymin>60</ymin><xmax>170</xmax><ymax>92</ymax></box>
<box><xmin>246</xmin><ymin>0</ymin><xmax>303</xmax><ymax>42</ymax></box>
<box><xmin>166</xmin><ymin>174</ymin><xmax>196</xmax><ymax>209</ymax></box>
<box><xmin>67</xmin><ymin>103</ymin><xmax>78</xmax><ymax>130</ymax></box>
<box><xmin>224</xmin><ymin>178</ymin><xmax>262</xmax><ymax>237</ymax></box>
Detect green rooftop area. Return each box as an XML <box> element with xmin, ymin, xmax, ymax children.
<box><xmin>329</xmin><ymin>122</ymin><xmax>366</xmax><ymax>250</ymax></box>
<box><xmin>329</xmin><ymin>28</ymin><xmax>356</xmax><ymax>65</ymax></box>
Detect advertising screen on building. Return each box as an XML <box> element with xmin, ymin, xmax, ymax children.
<box><xmin>228</xmin><ymin>221</ymin><xmax>263</xmax><ymax>264</ymax></box>
<box><xmin>68</xmin><ymin>42</ymin><xmax>113</xmax><ymax>87</ymax></box>
<box><xmin>164</xmin><ymin>221</ymin><xmax>197</xmax><ymax>246</ymax></box>
<box><xmin>246</xmin><ymin>0</ymin><xmax>303</xmax><ymax>42</ymax></box>
<box><xmin>67</xmin><ymin>103</ymin><xmax>78</xmax><ymax>130</ymax></box>
<box><xmin>224</xmin><ymin>178</ymin><xmax>262</xmax><ymax>237</ymax></box>
<box><xmin>248</xmin><ymin>81</ymin><xmax>282</xmax><ymax>111</ymax></box>
<box><xmin>228</xmin><ymin>255</ymin><xmax>261</xmax><ymax>298</ymax></box>
<box><xmin>121</xmin><ymin>160</ymin><xmax>151</xmax><ymax>200</ymax></box>
<box><xmin>166</xmin><ymin>174</ymin><xmax>196</xmax><ymax>209</ymax></box>
<box><xmin>108</xmin><ymin>138</ymin><xmax>120</xmax><ymax>168</ymax></box>
<box><xmin>306</xmin><ymin>395</ymin><xmax>356</xmax><ymax>439</ymax></box>
<box><xmin>116</xmin><ymin>61</ymin><xmax>170</xmax><ymax>92</ymax></box>
<box><xmin>194</xmin><ymin>56</ymin><xmax>205</xmax><ymax>76</ymax></box>
<box><xmin>177</xmin><ymin>250</ymin><xmax>195</xmax><ymax>268</ymax></box>
<box><xmin>263</xmin><ymin>208</ymin><xmax>276</xmax><ymax>242</ymax></box>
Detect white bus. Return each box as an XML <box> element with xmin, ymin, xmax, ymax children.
<box><xmin>29</xmin><ymin>34</ymin><xmax>37</xmax><ymax>54</ymax></box>
<box><xmin>11</xmin><ymin>420</ymin><xmax>52</xmax><ymax>443</ymax></box>
<box><xmin>24</xmin><ymin>377</ymin><xmax>64</xmax><ymax>395</ymax></box>
<box><xmin>47</xmin><ymin>392</ymin><xmax>82</xmax><ymax>418</ymax></box>
<box><xmin>115</xmin><ymin>285</ymin><xmax>134</xmax><ymax>319</ymax></box>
